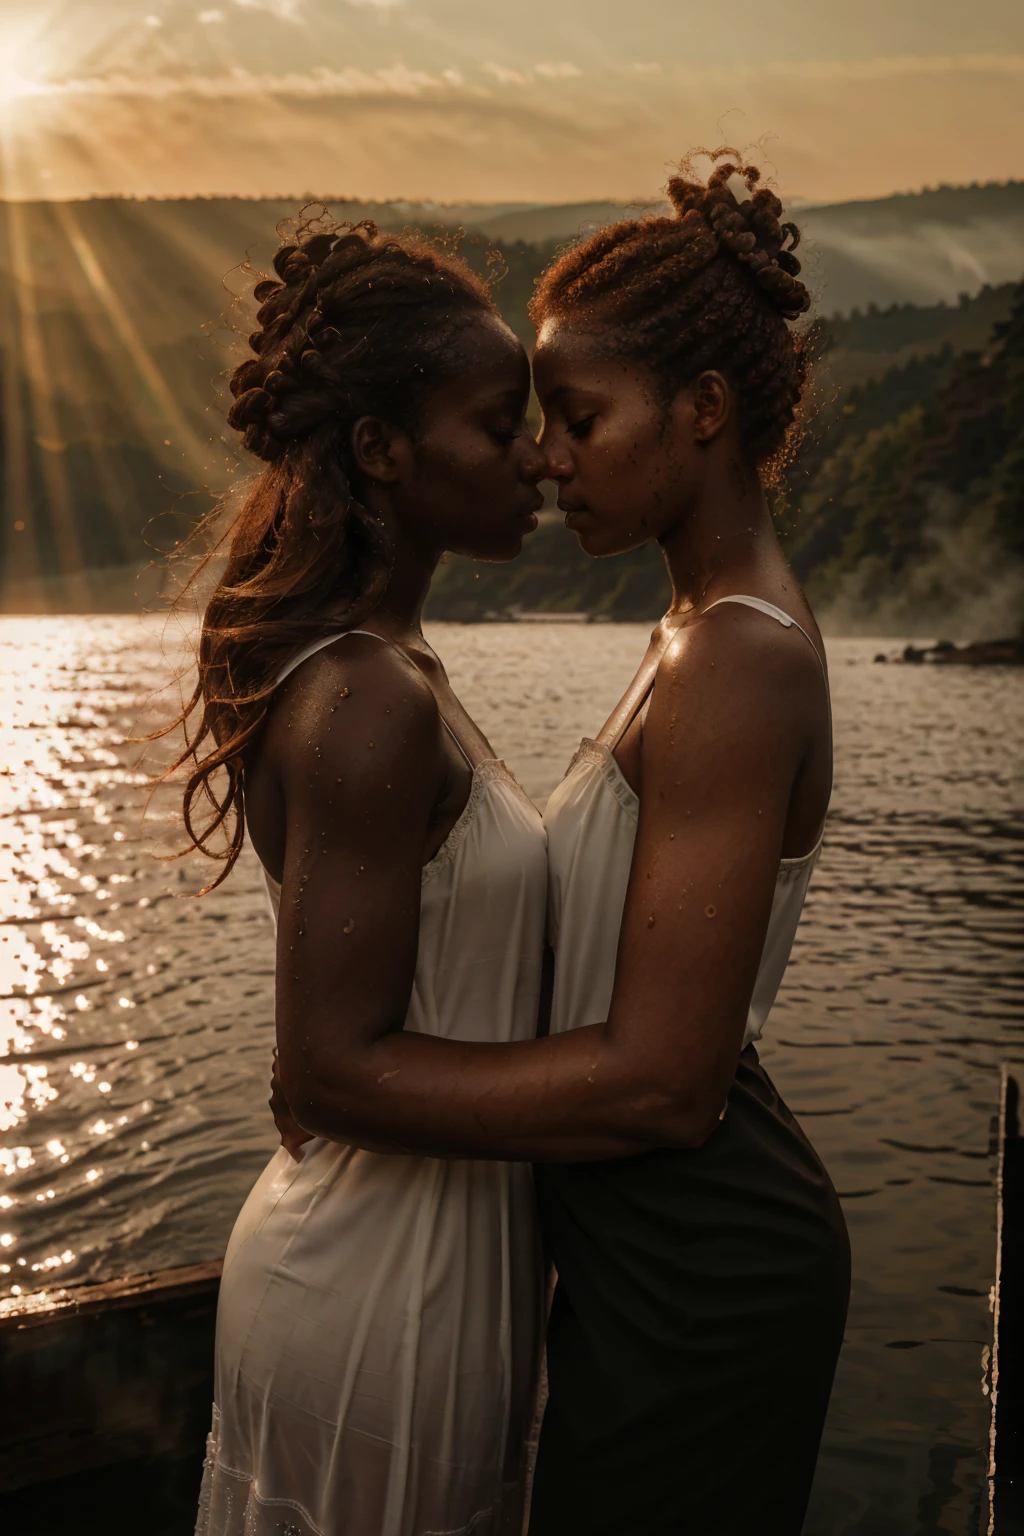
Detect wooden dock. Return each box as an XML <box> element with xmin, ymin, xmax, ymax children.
<box><xmin>989</xmin><ymin>1069</ymin><xmax>1024</xmax><ymax>1533</ymax></box>
<box><xmin>0</xmin><ymin>1260</ymin><xmax>221</xmax><ymax>1535</ymax></box>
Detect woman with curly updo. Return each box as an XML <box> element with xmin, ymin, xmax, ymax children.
<box><xmin>520</xmin><ymin>151</ymin><xmax>851</xmax><ymax>1533</ymax></box>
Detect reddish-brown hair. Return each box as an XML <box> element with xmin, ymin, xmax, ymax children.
<box><xmin>529</xmin><ymin>149</ymin><xmax>812</xmax><ymax>477</ymax></box>
<box><xmin>161</xmin><ymin>215</ymin><xmax>497</xmax><ymax>889</ymax></box>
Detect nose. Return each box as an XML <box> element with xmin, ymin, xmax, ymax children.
<box><xmin>518</xmin><ymin>428</ymin><xmax>553</xmax><ymax>486</ymax></box>
<box><xmin>537</xmin><ymin>421</ymin><xmax>573</xmax><ymax>483</ymax></box>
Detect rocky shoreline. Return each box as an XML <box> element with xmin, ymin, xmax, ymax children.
<box><xmin>875</xmin><ymin>638</ymin><xmax>1024</xmax><ymax>666</ymax></box>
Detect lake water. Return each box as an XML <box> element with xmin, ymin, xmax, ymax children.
<box><xmin>1</xmin><ymin>616</ymin><xmax>1022</xmax><ymax>1535</ymax></box>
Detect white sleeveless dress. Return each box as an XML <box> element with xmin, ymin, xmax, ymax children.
<box><xmin>544</xmin><ymin>596</ymin><xmax>827</xmax><ymax>1045</ymax></box>
<box><xmin>196</xmin><ymin>633</ymin><xmax>547</xmax><ymax>1536</ymax></box>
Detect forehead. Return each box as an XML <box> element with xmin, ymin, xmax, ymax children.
<box><xmin>441</xmin><ymin>312</ymin><xmax>529</xmax><ymax>390</ymax></box>
<box><xmin>532</xmin><ymin>319</ymin><xmax>640</xmax><ymax>398</ymax></box>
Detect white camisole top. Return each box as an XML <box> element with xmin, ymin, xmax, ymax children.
<box><xmin>196</xmin><ymin>631</ymin><xmax>547</xmax><ymax>1536</ymax></box>
<box><xmin>544</xmin><ymin>596</ymin><xmax>830</xmax><ymax>1049</ymax></box>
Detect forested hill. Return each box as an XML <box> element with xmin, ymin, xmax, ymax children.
<box><xmin>0</xmin><ymin>181</ymin><xmax>1022</xmax><ymax>627</ymax></box>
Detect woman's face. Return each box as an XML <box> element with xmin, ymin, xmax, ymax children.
<box><xmin>395</xmin><ymin>314</ymin><xmax>547</xmax><ymax>562</ymax></box>
<box><xmin>532</xmin><ymin>319</ymin><xmax>714</xmax><ymax>558</ymax></box>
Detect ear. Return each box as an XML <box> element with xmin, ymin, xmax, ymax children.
<box><xmin>689</xmin><ymin>370</ymin><xmax>731</xmax><ymax>444</ymax></box>
<box><xmin>350</xmin><ymin>416</ymin><xmax>412</xmax><ymax>483</ymax></box>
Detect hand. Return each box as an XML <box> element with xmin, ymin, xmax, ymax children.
<box><xmin>270</xmin><ymin>1048</ymin><xmax>315</xmax><ymax>1162</ymax></box>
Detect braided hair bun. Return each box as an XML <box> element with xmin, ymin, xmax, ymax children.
<box><xmin>227</xmin><ymin>220</ymin><xmax>495</xmax><ymax>464</ymax></box>
<box><xmin>530</xmin><ymin>148</ymin><xmax>812</xmax><ymax>474</ymax></box>
<box><xmin>165</xmin><ymin>215</ymin><xmax>498</xmax><ymax>890</ymax></box>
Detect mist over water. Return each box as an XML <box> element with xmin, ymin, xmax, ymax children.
<box><xmin>812</xmin><ymin>519</ymin><xmax>1024</xmax><ymax>643</ymax></box>
<box><xmin>1</xmin><ymin>617</ymin><xmax>1021</xmax><ymax>1534</ymax></box>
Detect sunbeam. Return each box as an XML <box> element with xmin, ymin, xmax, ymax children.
<box><xmin>0</xmin><ymin>187</ymin><xmax>88</xmax><ymax>602</ymax></box>
<box><xmin>53</xmin><ymin>201</ymin><xmax>214</xmax><ymax>481</ymax></box>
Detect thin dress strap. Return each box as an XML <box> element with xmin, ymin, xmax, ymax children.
<box><xmin>703</xmin><ymin>593</ymin><xmax>832</xmax><ymax>741</ymax></box>
<box><xmin>701</xmin><ymin>595</ymin><xmax>826</xmax><ymax>679</ymax></box>
<box><xmin>606</xmin><ymin>675</ymin><xmax>656</xmax><ymax>753</ymax></box>
<box><xmin>273</xmin><ymin>629</ymin><xmax>388</xmax><ymax>688</ymax></box>
<box><xmin>607</xmin><ymin>593</ymin><xmax>829</xmax><ymax>753</ymax></box>
<box><xmin>273</xmin><ymin>628</ymin><xmax>474</xmax><ymax>769</ymax></box>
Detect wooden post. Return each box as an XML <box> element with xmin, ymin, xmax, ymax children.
<box><xmin>990</xmin><ymin>1069</ymin><xmax>1024</xmax><ymax>1533</ymax></box>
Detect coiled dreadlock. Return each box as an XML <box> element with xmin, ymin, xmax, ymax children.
<box><xmin>530</xmin><ymin>150</ymin><xmax>812</xmax><ymax>477</ymax></box>
<box><xmin>162</xmin><ymin>215</ymin><xmax>497</xmax><ymax>888</ymax></box>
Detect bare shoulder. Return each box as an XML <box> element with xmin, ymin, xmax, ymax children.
<box><xmin>656</xmin><ymin>599</ymin><xmax>824</xmax><ymax>716</ymax></box>
<box><xmin>640</xmin><ymin>601</ymin><xmax>825</xmax><ymax>795</ymax></box>
<box><xmin>265</xmin><ymin>632</ymin><xmax>444</xmax><ymax>791</ymax></box>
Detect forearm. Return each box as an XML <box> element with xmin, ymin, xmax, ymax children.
<box><xmin>280</xmin><ymin>1022</ymin><xmax>724</xmax><ymax>1162</ymax></box>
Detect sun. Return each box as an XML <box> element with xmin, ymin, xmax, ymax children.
<box><xmin>0</xmin><ymin>68</ymin><xmax>44</xmax><ymax>109</ymax></box>
<box><xmin>0</xmin><ymin>14</ymin><xmax>62</xmax><ymax>115</ymax></box>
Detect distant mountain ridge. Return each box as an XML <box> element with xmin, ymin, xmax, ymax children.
<box><xmin>26</xmin><ymin>177</ymin><xmax>1024</xmax><ymax>314</ymax></box>
<box><xmin>0</xmin><ymin>180</ymin><xmax>1022</xmax><ymax>617</ymax></box>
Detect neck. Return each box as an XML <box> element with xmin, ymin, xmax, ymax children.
<box><xmin>360</xmin><ymin>494</ymin><xmax>441</xmax><ymax>634</ymax></box>
<box><xmin>659</xmin><ymin>457</ymin><xmax>779</xmax><ymax>614</ymax></box>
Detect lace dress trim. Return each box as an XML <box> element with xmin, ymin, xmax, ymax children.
<box><xmin>421</xmin><ymin>761</ymin><xmax>518</xmax><ymax>884</ymax></box>
<box><xmin>194</xmin><ymin>1407</ymin><xmax>520</xmax><ymax>1536</ymax></box>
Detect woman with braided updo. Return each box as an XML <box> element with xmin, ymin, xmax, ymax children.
<box><xmin>187</xmin><ymin>219</ymin><xmax>552</xmax><ymax>1536</ymax></box>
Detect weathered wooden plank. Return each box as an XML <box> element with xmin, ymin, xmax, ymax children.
<box><xmin>0</xmin><ymin>1260</ymin><xmax>221</xmax><ymax>1495</ymax></box>
<box><xmin>0</xmin><ymin>1260</ymin><xmax>222</xmax><ymax>1330</ymax></box>
<box><xmin>990</xmin><ymin>1069</ymin><xmax>1024</xmax><ymax>1533</ymax></box>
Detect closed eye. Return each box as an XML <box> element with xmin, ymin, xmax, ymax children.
<box><xmin>566</xmin><ymin>414</ymin><xmax>596</xmax><ymax>441</ymax></box>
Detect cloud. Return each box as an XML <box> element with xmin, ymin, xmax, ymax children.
<box><xmin>534</xmin><ymin>62</ymin><xmax>582</xmax><ymax>80</ymax></box>
<box><xmin>4</xmin><ymin>51</ymin><xmax>1024</xmax><ymax>205</ymax></box>
<box><xmin>25</xmin><ymin>50</ymin><xmax>1024</xmax><ymax>105</ymax></box>
<box><xmin>10</xmin><ymin>63</ymin><xmax>452</xmax><ymax>99</ymax></box>
<box><xmin>482</xmin><ymin>62</ymin><xmax>529</xmax><ymax>87</ymax></box>
<box><xmin>722</xmin><ymin>52</ymin><xmax>1024</xmax><ymax>85</ymax></box>
<box><xmin>232</xmin><ymin>0</ymin><xmax>304</xmax><ymax>19</ymax></box>
<box><xmin>198</xmin><ymin>8</ymin><xmax>224</xmax><ymax>20</ymax></box>
<box><xmin>482</xmin><ymin>60</ymin><xmax>583</xmax><ymax>86</ymax></box>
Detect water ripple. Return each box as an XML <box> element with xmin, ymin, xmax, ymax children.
<box><xmin>1</xmin><ymin>618</ymin><xmax>1020</xmax><ymax>1534</ymax></box>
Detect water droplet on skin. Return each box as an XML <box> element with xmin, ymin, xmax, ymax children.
<box><xmin>669</xmin><ymin>833</ymin><xmax>675</xmax><ymax>840</ymax></box>
<box><xmin>647</xmin><ymin>915</ymin><xmax>656</xmax><ymax>928</ymax></box>
<box><xmin>705</xmin><ymin>905</ymin><xmax>717</xmax><ymax>918</ymax></box>
<box><xmin>343</xmin><ymin>918</ymin><xmax>355</xmax><ymax>935</ymax></box>
<box><xmin>340</xmin><ymin>687</ymin><xmax>350</xmax><ymax>699</ymax></box>
<box><xmin>368</xmin><ymin>742</ymin><xmax>374</xmax><ymax>749</ymax></box>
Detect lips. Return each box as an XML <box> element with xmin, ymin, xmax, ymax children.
<box><xmin>557</xmin><ymin>499</ymin><xmax>589</xmax><ymax>515</ymax></box>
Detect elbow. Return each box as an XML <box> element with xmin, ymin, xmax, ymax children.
<box><xmin>629</xmin><ymin>1080</ymin><xmax>731</xmax><ymax>1153</ymax></box>
<box><xmin>280</xmin><ymin>1055</ymin><xmax>361</xmax><ymax>1143</ymax></box>
<box><xmin>650</xmin><ymin>1105</ymin><xmax>723</xmax><ymax>1152</ymax></box>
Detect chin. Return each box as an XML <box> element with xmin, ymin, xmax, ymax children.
<box><xmin>573</xmin><ymin>525</ymin><xmax>639</xmax><ymax>560</ymax></box>
<box><xmin>470</xmin><ymin>534</ymin><xmax>527</xmax><ymax>564</ymax></box>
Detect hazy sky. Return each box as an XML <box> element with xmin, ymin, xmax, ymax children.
<box><xmin>1</xmin><ymin>0</ymin><xmax>1022</xmax><ymax>204</ymax></box>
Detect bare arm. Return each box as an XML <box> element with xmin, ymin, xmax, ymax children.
<box><xmin>274</xmin><ymin>617</ymin><xmax>820</xmax><ymax>1160</ymax></box>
